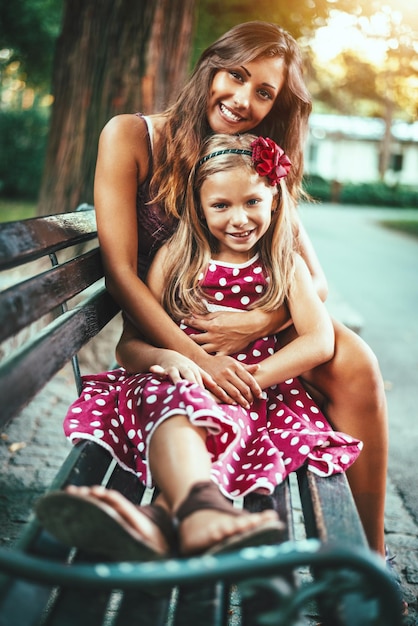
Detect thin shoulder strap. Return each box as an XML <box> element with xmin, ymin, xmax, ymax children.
<box><xmin>135</xmin><ymin>112</ymin><xmax>153</xmax><ymax>177</ymax></box>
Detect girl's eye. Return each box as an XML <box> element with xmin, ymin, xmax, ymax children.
<box><xmin>213</xmin><ymin>203</ymin><xmax>227</xmax><ymax>209</ymax></box>
<box><xmin>247</xmin><ymin>199</ymin><xmax>259</xmax><ymax>206</ymax></box>
<box><xmin>258</xmin><ymin>89</ymin><xmax>273</xmax><ymax>101</ymax></box>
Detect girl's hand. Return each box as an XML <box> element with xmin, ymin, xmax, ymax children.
<box><xmin>149</xmin><ymin>351</ymin><xmax>205</xmax><ymax>386</ymax></box>
<box><xmin>197</xmin><ymin>353</ymin><xmax>262</xmax><ymax>410</ymax></box>
<box><xmin>184</xmin><ymin>308</ymin><xmax>290</xmax><ymax>356</ymax></box>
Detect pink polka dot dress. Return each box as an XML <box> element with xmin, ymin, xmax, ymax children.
<box><xmin>64</xmin><ymin>254</ymin><xmax>362</xmax><ymax>498</ymax></box>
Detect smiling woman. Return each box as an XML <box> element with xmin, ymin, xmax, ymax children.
<box><xmin>206</xmin><ymin>57</ymin><xmax>286</xmax><ymax>134</ymax></box>
<box><xmin>27</xmin><ymin>23</ymin><xmax>402</xmax><ymax>610</ymax></box>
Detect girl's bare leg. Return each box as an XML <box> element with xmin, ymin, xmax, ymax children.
<box><xmin>148</xmin><ymin>415</ymin><xmax>278</xmax><ymax>555</ymax></box>
<box><xmin>299</xmin><ymin>320</ymin><xmax>388</xmax><ymax>556</ymax></box>
<box><xmin>66</xmin><ymin>415</ymin><xmax>278</xmax><ymax>555</ymax></box>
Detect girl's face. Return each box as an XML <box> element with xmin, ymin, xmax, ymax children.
<box><xmin>206</xmin><ymin>56</ymin><xmax>286</xmax><ymax>135</ymax></box>
<box><xmin>200</xmin><ymin>167</ymin><xmax>276</xmax><ymax>263</ymax></box>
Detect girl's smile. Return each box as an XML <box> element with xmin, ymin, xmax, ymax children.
<box><xmin>207</xmin><ymin>56</ymin><xmax>286</xmax><ymax>134</ymax></box>
<box><xmin>200</xmin><ymin>168</ymin><xmax>277</xmax><ymax>263</ymax></box>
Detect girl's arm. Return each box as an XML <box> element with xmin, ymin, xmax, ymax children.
<box><xmin>184</xmin><ymin>212</ymin><xmax>328</xmax><ymax>355</ymax></box>
<box><xmin>115</xmin><ymin>319</ymin><xmax>206</xmax><ymax>387</ymax></box>
<box><xmin>254</xmin><ymin>254</ymin><xmax>334</xmax><ymax>390</ymax></box>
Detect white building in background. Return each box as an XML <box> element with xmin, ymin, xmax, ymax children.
<box><xmin>306</xmin><ymin>113</ymin><xmax>418</xmax><ymax>188</ymax></box>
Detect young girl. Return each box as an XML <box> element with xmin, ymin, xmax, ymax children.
<box><xmin>36</xmin><ymin>134</ymin><xmax>362</xmax><ymax>559</ymax></box>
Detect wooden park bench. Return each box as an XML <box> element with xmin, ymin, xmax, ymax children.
<box><xmin>0</xmin><ymin>206</ymin><xmax>402</xmax><ymax>625</ymax></box>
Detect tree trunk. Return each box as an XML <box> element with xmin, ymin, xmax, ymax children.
<box><xmin>142</xmin><ymin>0</ymin><xmax>196</xmax><ymax>112</ymax></box>
<box><xmin>37</xmin><ymin>0</ymin><xmax>196</xmax><ymax>215</ymax></box>
<box><xmin>379</xmin><ymin>96</ymin><xmax>394</xmax><ymax>181</ymax></box>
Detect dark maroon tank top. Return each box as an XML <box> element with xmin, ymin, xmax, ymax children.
<box><xmin>136</xmin><ymin>114</ymin><xmax>177</xmax><ymax>281</ymax></box>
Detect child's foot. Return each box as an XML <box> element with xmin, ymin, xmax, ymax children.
<box><xmin>176</xmin><ymin>481</ymin><xmax>284</xmax><ymax>556</ymax></box>
<box><xmin>35</xmin><ymin>485</ymin><xmax>176</xmax><ymax>560</ymax></box>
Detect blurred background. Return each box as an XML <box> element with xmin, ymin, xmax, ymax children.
<box><xmin>0</xmin><ymin>0</ymin><xmax>417</xmax><ymax>222</ymax></box>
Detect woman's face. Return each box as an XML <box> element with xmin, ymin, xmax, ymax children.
<box><xmin>206</xmin><ymin>56</ymin><xmax>286</xmax><ymax>135</ymax></box>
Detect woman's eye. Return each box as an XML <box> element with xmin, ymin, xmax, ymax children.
<box><xmin>229</xmin><ymin>70</ymin><xmax>243</xmax><ymax>82</ymax></box>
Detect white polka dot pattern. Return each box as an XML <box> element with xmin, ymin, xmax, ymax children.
<box><xmin>63</xmin><ymin>254</ymin><xmax>362</xmax><ymax>497</ymax></box>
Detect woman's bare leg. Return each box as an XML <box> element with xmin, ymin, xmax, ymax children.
<box><xmin>300</xmin><ymin>320</ymin><xmax>388</xmax><ymax>556</ymax></box>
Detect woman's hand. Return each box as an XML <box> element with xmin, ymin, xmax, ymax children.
<box><xmin>184</xmin><ymin>307</ymin><xmax>291</xmax><ymax>356</ymax></box>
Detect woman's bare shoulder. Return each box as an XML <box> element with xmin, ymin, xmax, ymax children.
<box><xmin>96</xmin><ymin>114</ymin><xmax>150</xmax><ymax>178</ymax></box>
<box><xmin>99</xmin><ymin>114</ymin><xmax>148</xmax><ymax>147</ymax></box>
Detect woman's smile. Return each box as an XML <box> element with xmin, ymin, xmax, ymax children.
<box><xmin>207</xmin><ymin>56</ymin><xmax>286</xmax><ymax>134</ymax></box>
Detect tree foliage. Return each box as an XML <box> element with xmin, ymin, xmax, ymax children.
<box><xmin>2</xmin><ymin>0</ymin><xmax>418</xmax><ymax>206</ymax></box>
<box><xmin>0</xmin><ymin>0</ymin><xmax>62</xmax><ymax>89</ymax></box>
<box><xmin>193</xmin><ymin>0</ymin><xmax>360</xmax><ymax>65</ymax></box>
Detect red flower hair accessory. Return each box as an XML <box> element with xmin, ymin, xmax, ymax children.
<box><xmin>251</xmin><ymin>136</ymin><xmax>291</xmax><ymax>186</ymax></box>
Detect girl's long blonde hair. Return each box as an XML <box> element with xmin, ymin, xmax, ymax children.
<box><xmin>150</xmin><ymin>21</ymin><xmax>312</xmax><ymax>219</ymax></box>
<box><xmin>161</xmin><ymin>134</ymin><xmax>296</xmax><ymax>321</ymax></box>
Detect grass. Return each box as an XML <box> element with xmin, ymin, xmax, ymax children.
<box><xmin>0</xmin><ymin>199</ymin><xmax>37</xmax><ymax>223</ymax></box>
<box><xmin>380</xmin><ymin>219</ymin><xmax>418</xmax><ymax>239</ymax></box>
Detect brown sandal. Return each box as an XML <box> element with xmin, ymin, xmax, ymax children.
<box><xmin>175</xmin><ymin>481</ymin><xmax>284</xmax><ymax>556</ymax></box>
<box><xmin>35</xmin><ymin>490</ymin><xmax>177</xmax><ymax>561</ymax></box>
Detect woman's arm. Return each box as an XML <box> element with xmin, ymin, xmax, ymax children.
<box><xmin>183</xmin><ymin>305</ymin><xmax>290</xmax><ymax>355</ymax></box>
<box><xmin>94</xmin><ymin>115</ymin><xmax>192</xmax><ymax>354</ymax></box>
<box><xmin>254</xmin><ymin>254</ymin><xmax>334</xmax><ymax>390</ymax></box>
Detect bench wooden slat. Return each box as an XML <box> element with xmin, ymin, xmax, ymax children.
<box><xmin>45</xmin><ymin>587</ymin><xmax>115</xmax><ymax>626</ymax></box>
<box><xmin>297</xmin><ymin>468</ymin><xmax>367</xmax><ymax>545</ymax></box>
<box><xmin>0</xmin><ymin>248</ymin><xmax>103</xmax><ymax>343</ymax></box>
<box><xmin>0</xmin><ymin>289</ymin><xmax>119</xmax><ymax>428</ymax></box>
<box><xmin>0</xmin><ymin>211</ymin><xmax>97</xmax><ymax>270</ymax></box>
<box><xmin>174</xmin><ymin>583</ymin><xmax>227</xmax><ymax>626</ymax></box>
<box><xmin>298</xmin><ymin>468</ymin><xmax>373</xmax><ymax>625</ymax></box>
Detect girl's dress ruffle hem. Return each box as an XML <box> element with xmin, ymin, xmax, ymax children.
<box><xmin>65</xmin><ymin>367</ymin><xmax>362</xmax><ymax>499</ymax></box>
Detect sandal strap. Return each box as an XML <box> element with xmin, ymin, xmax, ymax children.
<box><xmin>141</xmin><ymin>504</ymin><xmax>177</xmax><ymax>549</ymax></box>
<box><xmin>176</xmin><ymin>481</ymin><xmax>241</xmax><ymax>522</ymax></box>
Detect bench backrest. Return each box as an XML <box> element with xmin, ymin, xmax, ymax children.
<box><xmin>0</xmin><ymin>206</ymin><xmax>120</xmax><ymax>428</ymax></box>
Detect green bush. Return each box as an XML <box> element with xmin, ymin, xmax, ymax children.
<box><xmin>341</xmin><ymin>182</ymin><xmax>418</xmax><ymax>208</ymax></box>
<box><xmin>0</xmin><ymin>108</ymin><xmax>50</xmax><ymax>199</ymax></box>
<box><xmin>302</xmin><ymin>174</ymin><xmax>332</xmax><ymax>202</ymax></box>
<box><xmin>302</xmin><ymin>175</ymin><xmax>418</xmax><ymax>208</ymax></box>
